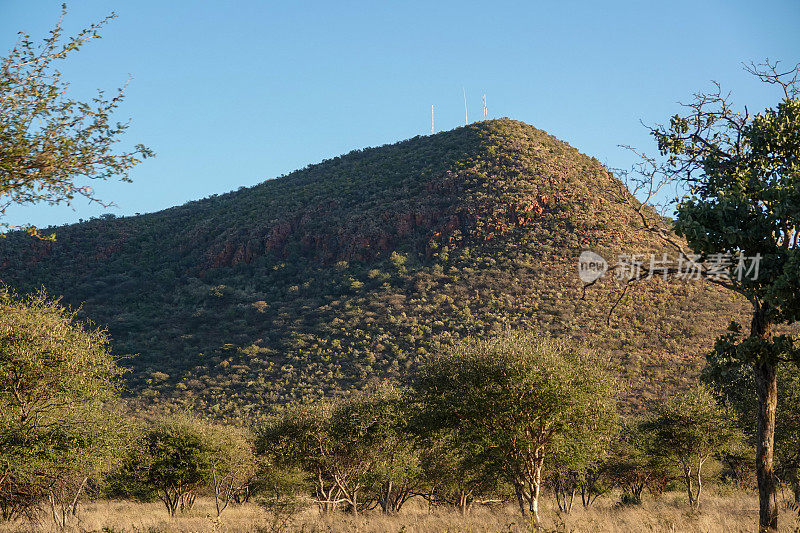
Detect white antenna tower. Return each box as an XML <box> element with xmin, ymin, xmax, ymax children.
<box><xmin>463</xmin><ymin>87</ymin><xmax>468</xmax><ymax>125</ymax></box>
<box><xmin>483</xmin><ymin>94</ymin><xmax>487</xmax><ymax>120</ymax></box>
<box><xmin>431</xmin><ymin>105</ymin><xmax>435</xmax><ymax>134</ymax></box>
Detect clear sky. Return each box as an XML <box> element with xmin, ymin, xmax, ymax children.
<box><xmin>2</xmin><ymin>0</ymin><xmax>798</xmax><ymax>228</ymax></box>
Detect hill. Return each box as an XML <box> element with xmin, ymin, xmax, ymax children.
<box><xmin>0</xmin><ymin>119</ymin><xmax>748</xmax><ymax>418</ymax></box>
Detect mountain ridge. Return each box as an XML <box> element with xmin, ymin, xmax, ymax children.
<box><xmin>0</xmin><ymin>118</ymin><xmax>748</xmax><ymax>418</ymax></box>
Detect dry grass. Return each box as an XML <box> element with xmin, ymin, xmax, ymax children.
<box><xmin>1</xmin><ymin>491</ymin><xmax>799</xmax><ymax>533</ymax></box>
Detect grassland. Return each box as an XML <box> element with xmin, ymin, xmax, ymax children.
<box><xmin>2</xmin><ymin>491</ymin><xmax>799</xmax><ymax>533</ymax></box>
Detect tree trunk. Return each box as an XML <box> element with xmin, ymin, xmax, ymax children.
<box><xmin>755</xmin><ymin>360</ymin><xmax>778</xmax><ymax>531</ymax></box>
<box><xmin>213</xmin><ymin>467</ymin><xmax>221</xmax><ymax>517</ymax></box>
<box><xmin>683</xmin><ymin>466</ymin><xmax>694</xmax><ymax>508</ymax></box>
<box><xmin>458</xmin><ymin>491</ymin><xmax>470</xmax><ymax>515</ymax></box>
<box><xmin>379</xmin><ymin>481</ymin><xmax>391</xmax><ymax>514</ymax></box>
<box><xmin>48</xmin><ymin>492</ymin><xmax>64</xmax><ymax>530</ymax></box>
<box><xmin>694</xmin><ymin>460</ymin><xmax>703</xmax><ymax>509</ymax></box>
<box><xmin>632</xmin><ymin>481</ymin><xmax>644</xmax><ymax>504</ymax></box>
<box><xmin>530</xmin><ymin>457</ymin><xmax>543</xmax><ymax>525</ymax></box>
<box><xmin>514</xmin><ymin>482</ymin><xmax>526</xmax><ymax>517</ymax></box>
<box><xmin>160</xmin><ymin>488</ymin><xmax>179</xmax><ymax>517</ymax></box>
<box><xmin>752</xmin><ymin>305</ymin><xmax>778</xmax><ymax>531</ymax></box>
<box><xmin>70</xmin><ymin>476</ymin><xmax>88</xmax><ymax>516</ymax></box>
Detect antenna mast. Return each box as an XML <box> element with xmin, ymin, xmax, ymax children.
<box><xmin>431</xmin><ymin>105</ymin><xmax>435</xmax><ymax>134</ymax></box>
<box><xmin>483</xmin><ymin>94</ymin><xmax>487</xmax><ymax>120</ymax></box>
<box><xmin>463</xmin><ymin>88</ymin><xmax>468</xmax><ymax>125</ymax></box>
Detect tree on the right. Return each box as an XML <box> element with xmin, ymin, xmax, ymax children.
<box><xmin>622</xmin><ymin>60</ymin><xmax>800</xmax><ymax>531</ymax></box>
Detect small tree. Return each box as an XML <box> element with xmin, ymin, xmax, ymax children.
<box><xmin>416</xmin><ymin>430</ymin><xmax>501</xmax><ymax>514</ymax></box>
<box><xmin>0</xmin><ymin>290</ymin><xmax>128</xmax><ymax>526</ymax></box>
<box><xmin>323</xmin><ymin>386</ymin><xmax>402</xmax><ymax>515</ymax></box>
<box><xmin>547</xmin><ymin>426</ymin><xmax>613</xmax><ymax>513</ymax></box>
<box><xmin>705</xmin><ymin>347</ymin><xmax>800</xmax><ymax>500</ymax></box>
<box><xmin>644</xmin><ymin>385</ymin><xmax>744</xmax><ymax>509</ymax></box>
<box><xmin>204</xmin><ymin>424</ymin><xmax>258</xmax><ymax>517</ymax></box>
<box><xmin>254</xmin><ymin>466</ymin><xmax>307</xmax><ymax>533</ymax></box>
<box><xmin>412</xmin><ymin>332</ymin><xmax>616</xmax><ymax>525</ymax></box>
<box><xmin>257</xmin><ymin>384</ymin><xmax>407</xmax><ymax>515</ymax></box>
<box><xmin>604</xmin><ymin>418</ymin><xmax>672</xmax><ymax>505</ymax></box>
<box><xmin>258</xmin><ymin>402</ymin><xmax>338</xmax><ymax>513</ymax></box>
<box><xmin>366</xmin><ymin>408</ymin><xmax>423</xmax><ymax>515</ymax></box>
<box><xmin>134</xmin><ymin>416</ymin><xmax>212</xmax><ymax>517</ymax></box>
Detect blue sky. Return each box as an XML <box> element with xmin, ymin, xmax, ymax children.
<box><xmin>2</xmin><ymin>1</ymin><xmax>798</xmax><ymax>228</ymax></box>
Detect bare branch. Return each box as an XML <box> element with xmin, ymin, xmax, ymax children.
<box><xmin>744</xmin><ymin>59</ymin><xmax>800</xmax><ymax>99</ymax></box>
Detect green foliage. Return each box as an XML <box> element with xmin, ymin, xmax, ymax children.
<box><xmin>128</xmin><ymin>416</ymin><xmax>213</xmax><ymax>516</ymax></box>
<box><xmin>601</xmin><ymin>417</ymin><xmax>673</xmax><ymax>506</ymax></box>
<box><xmin>203</xmin><ymin>423</ymin><xmax>258</xmax><ymax>516</ymax></box>
<box><xmin>0</xmin><ymin>290</ymin><xmax>128</xmax><ymax>522</ymax></box>
<box><xmin>660</xmin><ymin>88</ymin><xmax>800</xmax><ymax>354</ymax></box>
<box><xmin>415</xmin><ymin>430</ymin><xmax>500</xmax><ymax>513</ymax></box>
<box><xmin>546</xmin><ymin>416</ymin><xmax>620</xmax><ymax>512</ymax></box>
<box><xmin>649</xmin><ymin>65</ymin><xmax>800</xmax><ymax>528</ymax></box>
<box><xmin>106</xmin><ymin>416</ymin><xmax>259</xmax><ymax>518</ymax></box>
<box><xmin>642</xmin><ymin>384</ymin><xmax>744</xmax><ymax>508</ymax></box>
<box><xmin>645</xmin><ymin>385</ymin><xmax>742</xmax><ymax>464</ymax></box>
<box><xmin>776</xmin><ymin>369</ymin><xmax>800</xmax><ymax>502</ymax></box>
<box><xmin>0</xmin><ymin>6</ymin><xmax>152</xmax><ymax>235</ymax></box>
<box><xmin>254</xmin><ymin>466</ymin><xmax>307</xmax><ymax>533</ymax></box>
<box><xmin>703</xmin><ymin>346</ymin><xmax>800</xmax><ymax>496</ymax></box>
<box><xmin>412</xmin><ymin>331</ymin><xmax>616</xmax><ymax>522</ymax></box>
<box><xmin>257</xmin><ymin>384</ymin><xmax>411</xmax><ymax>515</ymax></box>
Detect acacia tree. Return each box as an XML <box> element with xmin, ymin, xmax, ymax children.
<box><xmin>0</xmin><ymin>5</ymin><xmax>152</xmax><ymax>236</ymax></box>
<box><xmin>258</xmin><ymin>402</ymin><xmax>340</xmax><ymax>513</ymax></box>
<box><xmin>204</xmin><ymin>424</ymin><xmax>258</xmax><ymax>517</ymax></box>
<box><xmin>324</xmin><ymin>386</ymin><xmax>407</xmax><ymax>515</ymax></box>
<box><xmin>415</xmin><ymin>430</ymin><xmax>501</xmax><ymax>515</ymax></box>
<box><xmin>134</xmin><ymin>416</ymin><xmax>213</xmax><ymax>517</ymax></box>
<box><xmin>0</xmin><ymin>290</ymin><xmax>128</xmax><ymax>526</ymax></box>
<box><xmin>603</xmin><ymin>418</ymin><xmax>672</xmax><ymax>505</ymax></box>
<box><xmin>546</xmin><ymin>423</ymin><xmax>614</xmax><ymax>513</ymax></box>
<box><xmin>643</xmin><ymin>385</ymin><xmax>743</xmax><ymax>509</ymax></box>
<box><xmin>0</xmin><ymin>7</ymin><xmax>148</xmax><ymax>525</ymax></box>
<box><xmin>365</xmin><ymin>400</ymin><xmax>423</xmax><ymax>516</ymax></box>
<box><xmin>258</xmin><ymin>384</ymin><xmax>407</xmax><ymax>516</ymax></box>
<box><xmin>413</xmin><ymin>332</ymin><xmax>616</xmax><ymax>525</ymax></box>
<box><xmin>616</xmin><ymin>60</ymin><xmax>800</xmax><ymax>530</ymax></box>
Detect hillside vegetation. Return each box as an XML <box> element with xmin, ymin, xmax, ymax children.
<box><xmin>0</xmin><ymin>119</ymin><xmax>747</xmax><ymax>417</ymax></box>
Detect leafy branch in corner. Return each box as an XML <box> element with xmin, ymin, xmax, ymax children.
<box><xmin>0</xmin><ymin>4</ymin><xmax>154</xmax><ymax>238</ymax></box>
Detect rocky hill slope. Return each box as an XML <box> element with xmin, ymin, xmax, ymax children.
<box><xmin>0</xmin><ymin>119</ymin><xmax>748</xmax><ymax>418</ymax></box>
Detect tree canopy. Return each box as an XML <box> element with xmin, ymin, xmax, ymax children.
<box><xmin>0</xmin><ymin>290</ymin><xmax>128</xmax><ymax>523</ymax></box>
<box><xmin>643</xmin><ymin>384</ymin><xmax>743</xmax><ymax>509</ymax></box>
<box><xmin>623</xmin><ymin>60</ymin><xmax>800</xmax><ymax>531</ymax></box>
<box><xmin>412</xmin><ymin>331</ymin><xmax>616</xmax><ymax>524</ymax></box>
